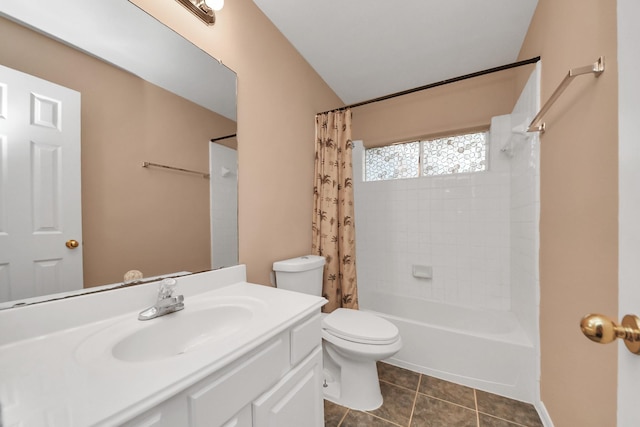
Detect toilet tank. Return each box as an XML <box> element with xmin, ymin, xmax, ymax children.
<box><xmin>272</xmin><ymin>255</ymin><xmax>325</xmax><ymax>296</ymax></box>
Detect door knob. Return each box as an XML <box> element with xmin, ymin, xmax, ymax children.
<box><xmin>580</xmin><ymin>313</ymin><xmax>640</xmax><ymax>354</ymax></box>
<box><xmin>65</xmin><ymin>239</ymin><xmax>79</xmax><ymax>249</ymax></box>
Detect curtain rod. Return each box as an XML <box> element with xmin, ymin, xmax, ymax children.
<box><xmin>210</xmin><ymin>133</ymin><xmax>237</xmax><ymax>142</ymax></box>
<box><xmin>319</xmin><ymin>56</ymin><xmax>541</xmax><ymax>115</ymax></box>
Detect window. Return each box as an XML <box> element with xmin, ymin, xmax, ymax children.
<box><xmin>364</xmin><ymin>142</ymin><xmax>420</xmax><ymax>181</ymax></box>
<box><xmin>364</xmin><ymin>131</ymin><xmax>488</xmax><ymax>181</ymax></box>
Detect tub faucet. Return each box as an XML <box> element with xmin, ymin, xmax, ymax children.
<box><xmin>138</xmin><ymin>278</ymin><xmax>184</xmax><ymax>321</ymax></box>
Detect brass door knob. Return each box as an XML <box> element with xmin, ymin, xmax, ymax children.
<box><xmin>65</xmin><ymin>239</ymin><xmax>79</xmax><ymax>249</ymax></box>
<box><xmin>580</xmin><ymin>313</ymin><xmax>640</xmax><ymax>354</ymax></box>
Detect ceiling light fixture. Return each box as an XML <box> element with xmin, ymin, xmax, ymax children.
<box><xmin>175</xmin><ymin>0</ymin><xmax>223</xmax><ymax>26</ymax></box>
<box><xmin>208</xmin><ymin>0</ymin><xmax>224</xmax><ymax>12</ymax></box>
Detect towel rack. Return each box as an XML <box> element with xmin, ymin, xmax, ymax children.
<box><xmin>142</xmin><ymin>161</ymin><xmax>210</xmax><ymax>179</ymax></box>
<box><xmin>528</xmin><ymin>56</ymin><xmax>605</xmax><ymax>133</ymax></box>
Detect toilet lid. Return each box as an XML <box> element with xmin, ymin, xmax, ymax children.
<box><xmin>322</xmin><ymin>308</ymin><xmax>399</xmax><ymax>345</ymax></box>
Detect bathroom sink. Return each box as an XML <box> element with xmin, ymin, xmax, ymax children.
<box><xmin>74</xmin><ymin>293</ymin><xmax>269</xmax><ymax>366</ymax></box>
<box><xmin>112</xmin><ymin>305</ymin><xmax>254</xmax><ymax>362</ymax></box>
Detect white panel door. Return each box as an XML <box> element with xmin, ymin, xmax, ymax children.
<box><xmin>618</xmin><ymin>1</ymin><xmax>640</xmax><ymax>425</ymax></box>
<box><xmin>0</xmin><ymin>64</ymin><xmax>82</xmax><ymax>303</ymax></box>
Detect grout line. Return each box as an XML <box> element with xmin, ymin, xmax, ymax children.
<box><xmin>379</xmin><ymin>378</ymin><xmax>420</xmax><ymax>394</ymax></box>
<box><xmin>336</xmin><ymin>408</ymin><xmax>349</xmax><ymax>427</ymax></box>
<box><xmin>415</xmin><ymin>390</ymin><xmax>477</xmax><ymax>412</ymax></box>
<box><xmin>364</xmin><ymin>411</ymin><xmax>406</xmax><ymax>427</ymax></box>
<box><xmin>407</xmin><ymin>374</ymin><xmax>422</xmax><ymax>426</ymax></box>
<box><xmin>476</xmin><ymin>411</ymin><xmax>531</xmax><ymax>427</ymax></box>
<box><xmin>474</xmin><ymin>389</ymin><xmax>480</xmax><ymax>427</ymax></box>
<box><xmin>335</xmin><ymin>404</ymin><xmax>405</xmax><ymax>427</ymax></box>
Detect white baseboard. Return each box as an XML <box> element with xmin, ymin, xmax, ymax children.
<box><xmin>535</xmin><ymin>400</ymin><xmax>554</xmax><ymax>427</ymax></box>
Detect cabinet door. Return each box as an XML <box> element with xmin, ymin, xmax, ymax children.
<box><xmin>220</xmin><ymin>405</ymin><xmax>252</xmax><ymax>427</ymax></box>
<box><xmin>188</xmin><ymin>336</ymin><xmax>288</xmax><ymax>427</ymax></box>
<box><xmin>120</xmin><ymin>394</ymin><xmax>187</xmax><ymax>427</ymax></box>
<box><xmin>253</xmin><ymin>346</ymin><xmax>323</xmax><ymax>427</ymax></box>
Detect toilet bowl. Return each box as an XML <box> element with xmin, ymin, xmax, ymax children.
<box><xmin>321</xmin><ymin>308</ymin><xmax>402</xmax><ymax>410</ymax></box>
<box><xmin>272</xmin><ymin>255</ymin><xmax>402</xmax><ymax>411</ymax></box>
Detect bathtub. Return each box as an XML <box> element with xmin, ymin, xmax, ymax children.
<box><xmin>360</xmin><ymin>291</ymin><xmax>536</xmax><ymax>402</ymax></box>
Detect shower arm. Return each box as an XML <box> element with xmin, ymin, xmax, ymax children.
<box><xmin>528</xmin><ymin>56</ymin><xmax>605</xmax><ymax>133</ymax></box>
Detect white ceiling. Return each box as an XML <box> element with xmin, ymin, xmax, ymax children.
<box><xmin>252</xmin><ymin>0</ymin><xmax>539</xmax><ymax>106</ymax></box>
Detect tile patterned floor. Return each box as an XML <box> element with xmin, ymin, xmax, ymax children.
<box><xmin>324</xmin><ymin>363</ymin><xmax>543</xmax><ymax>427</ymax></box>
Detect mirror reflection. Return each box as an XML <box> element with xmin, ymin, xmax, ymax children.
<box><xmin>0</xmin><ymin>0</ymin><xmax>238</xmax><ymax>308</ymax></box>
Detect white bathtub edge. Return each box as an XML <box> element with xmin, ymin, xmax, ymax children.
<box><xmin>368</xmin><ymin>304</ymin><xmax>537</xmax><ymax>403</ymax></box>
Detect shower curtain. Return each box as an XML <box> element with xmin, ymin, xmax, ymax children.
<box><xmin>312</xmin><ymin>109</ymin><xmax>358</xmax><ymax>312</ymax></box>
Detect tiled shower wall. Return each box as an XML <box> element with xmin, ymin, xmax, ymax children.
<box><xmin>354</xmin><ymin>66</ymin><xmax>540</xmax><ymax>323</ymax></box>
<box><xmin>507</xmin><ymin>66</ymin><xmax>540</xmax><ymax>339</ymax></box>
<box><xmin>353</xmin><ymin>134</ymin><xmax>513</xmax><ymax>310</ymax></box>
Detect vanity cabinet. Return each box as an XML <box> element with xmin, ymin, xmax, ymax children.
<box><xmin>253</xmin><ymin>347</ymin><xmax>323</xmax><ymax>427</ymax></box>
<box><xmin>121</xmin><ymin>313</ymin><xmax>323</xmax><ymax>427</ymax></box>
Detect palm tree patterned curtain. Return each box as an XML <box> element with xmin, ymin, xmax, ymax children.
<box><xmin>312</xmin><ymin>109</ymin><xmax>358</xmax><ymax>313</ymax></box>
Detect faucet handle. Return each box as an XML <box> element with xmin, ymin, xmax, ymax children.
<box><xmin>157</xmin><ymin>278</ymin><xmax>178</xmax><ymax>300</ymax></box>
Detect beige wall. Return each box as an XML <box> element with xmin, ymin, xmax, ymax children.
<box><xmin>519</xmin><ymin>1</ymin><xmax>618</xmax><ymax>426</ymax></box>
<box><xmin>126</xmin><ymin>2</ymin><xmax>621</xmax><ymax>424</ymax></box>
<box><xmin>130</xmin><ymin>0</ymin><xmax>343</xmax><ymax>286</ymax></box>
<box><xmin>0</xmin><ymin>17</ymin><xmax>236</xmax><ymax>287</ymax></box>
<box><xmin>352</xmin><ymin>67</ymin><xmax>525</xmax><ymax>147</ymax></box>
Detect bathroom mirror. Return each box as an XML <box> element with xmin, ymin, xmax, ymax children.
<box><xmin>0</xmin><ymin>0</ymin><xmax>237</xmax><ymax>309</ymax></box>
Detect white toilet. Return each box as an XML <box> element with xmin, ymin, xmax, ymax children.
<box><xmin>273</xmin><ymin>255</ymin><xmax>402</xmax><ymax>411</ymax></box>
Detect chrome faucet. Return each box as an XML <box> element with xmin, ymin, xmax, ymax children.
<box><xmin>138</xmin><ymin>278</ymin><xmax>184</xmax><ymax>321</ymax></box>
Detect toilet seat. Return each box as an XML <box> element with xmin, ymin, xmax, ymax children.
<box><xmin>322</xmin><ymin>308</ymin><xmax>400</xmax><ymax>345</ymax></box>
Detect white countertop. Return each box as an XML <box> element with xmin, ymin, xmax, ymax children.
<box><xmin>0</xmin><ymin>267</ymin><xmax>325</xmax><ymax>426</ymax></box>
